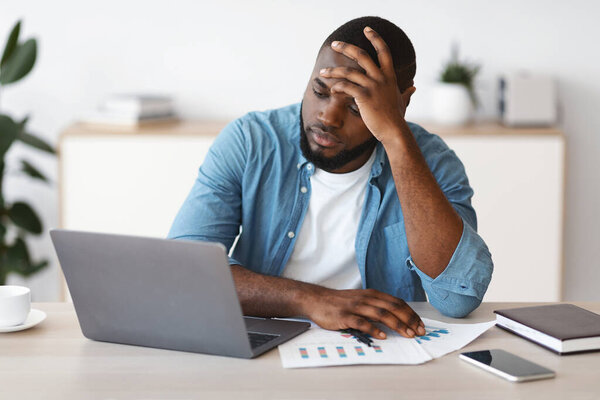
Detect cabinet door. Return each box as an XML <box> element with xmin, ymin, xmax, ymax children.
<box><xmin>445</xmin><ymin>135</ymin><xmax>564</xmax><ymax>301</ymax></box>
<box><xmin>61</xmin><ymin>135</ymin><xmax>216</xmax><ymax>238</ymax></box>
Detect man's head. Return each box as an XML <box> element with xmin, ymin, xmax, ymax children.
<box><xmin>300</xmin><ymin>16</ymin><xmax>416</xmax><ymax>173</ymax></box>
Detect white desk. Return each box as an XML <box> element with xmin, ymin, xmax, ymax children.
<box><xmin>1</xmin><ymin>302</ymin><xmax>598</xmax><ymax>399</ymax></box>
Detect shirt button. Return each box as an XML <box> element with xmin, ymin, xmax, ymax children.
<box><xmin>300</xmin><ymin>186</ymin><xmax>308</xmax><ymax>193</ymax></box>
<box><xmin>306</xmin><ymin>164</ymin><xmax>313</xmax><ymax>170</ymax></box>
<box><xmin>297</xmin><ymin>163</ymin><xmax>301</xmax><ymax>169</ymax></box>
<box><xmin>287</xmin><ymin>231</ymin><xmax>295</xmax><ymax>239</ymax></box>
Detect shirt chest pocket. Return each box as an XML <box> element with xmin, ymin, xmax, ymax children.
<box><xmin>383</xmin><ymin>221</ymin><xmax>405</xmax><ymax>240</ymax></box>
<box><xmin>369</xmin><ymin>220</ymin><xmax>422</xmax><ymax>299</ymax></box>
<box><xmin>375</xmin><ymin>221</ymin><xmax>409</xmax><ymax>268</ymax></box>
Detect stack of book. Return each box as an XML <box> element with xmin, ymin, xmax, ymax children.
<box><xmin>84</xmin><ymin>94</ymin><xmax>177</xmax><ymax>127</ymax></box>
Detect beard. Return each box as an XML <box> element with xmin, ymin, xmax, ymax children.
<box><xmin>299</xmin><ymin>104</ymin><xmax>377</xmax><ymax>173</ymax></box>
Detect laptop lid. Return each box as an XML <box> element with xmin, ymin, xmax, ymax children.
<box><xmin>50</xmin><ymin>229</ymin><xmax>254</xmax><ymax>358</ymax></box>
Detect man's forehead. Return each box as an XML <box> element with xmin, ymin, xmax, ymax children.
<box><xmin>313</xmin><ymin>46</ymin><xmax>366</xmax><ymax>74</ymax></box>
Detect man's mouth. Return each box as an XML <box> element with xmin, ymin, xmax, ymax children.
<box><xmin>309</xmin><ymin>128</ymin><xmax>340</xmax><ymax>148</ymax></box>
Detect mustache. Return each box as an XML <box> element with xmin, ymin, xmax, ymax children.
<box><xmin>306</xmin><ymin>123</ymin><xmax>340</xmax><ymax>139</ymax></box>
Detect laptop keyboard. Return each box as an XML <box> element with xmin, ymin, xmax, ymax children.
<box><xmin>248</xmin><ymin>332</ymin><xmax>280</xmax><ymax>349</ymax></box>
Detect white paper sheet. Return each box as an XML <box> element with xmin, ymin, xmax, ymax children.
<box><xmin>278</xmin><ymin>318</ymin><xmax>495</xmax><ymax>368</ymax></box>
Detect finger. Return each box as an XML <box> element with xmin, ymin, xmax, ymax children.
<box><xmin>359</xmin><ymin>296</ymin><xmax>422</xmax><ymax>337</ymax></box>
<box><xmin>330</xmin><ymin>41</ymin><xmax>382</xmax><ymax>80</ymax></box>
<box><xmin>353</xmin><ymin>302</ymin><xmax>415</xmax><ymax>338</ymax></box>
<box><xmin>360</xmin><ymin>299</ymin><xmax>420</xmax><ymax>337</ymax></box>
<box><xmin>344</xmin><ymin>315</ymin><xmax>387</xmax><ymax>339</ymax></box>
<box><xmin>363</xmin><ymin>26</ymin><xmax>394</xmax><ymax>76</ymax></box>
<box><xmin>329</xmin><ymin>80</ymin><xmax>368</xmax><ymax>103</ymax></box>
<box><xmin>364</xmin><ymin>291</ymin><xmax>424</xmax><ymax>335</ymax></box>
<box><xmin>319</xmin><ymin>66</ymin><xmax>373</xmax><ymax>88</ymax></box>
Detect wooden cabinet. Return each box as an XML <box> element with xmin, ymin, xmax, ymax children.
<box><xmin>59</xmin><ymin>121</ymin><xmax>564</xmax><ymax>302</ymax></box>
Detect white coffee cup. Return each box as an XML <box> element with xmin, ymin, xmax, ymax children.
<box><xmin>0</xmin><ymin>286</ymin><xmax>31</xmax><ymax>327</ymax></box>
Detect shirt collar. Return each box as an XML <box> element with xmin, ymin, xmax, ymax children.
<box><xmin>370</xmin><ymin>142</ymin><xmax>386</xmax><ymax>178</ymax></box>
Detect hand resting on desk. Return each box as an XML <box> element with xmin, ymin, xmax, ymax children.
<box><xmin>231</xmin><ymin>264</ymin><xmax>426</xmax><ymax>339</ymax></box>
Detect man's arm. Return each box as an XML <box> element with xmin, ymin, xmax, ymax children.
<box><xmin>231</xmin><ymin>264</ymin><xmax>426</xmax><ymax>339</ymax></box>
<box><xmin>321</xmin><ymin>27</ymin><xmax>492</xmax><ymax>316</ymax></box>
<box><xmin>322</xmin><ymin>29</ymin><xmax>461</xmax><ymax>277</ymax></box>
<box><xmin>383</xmin><ymin>120</ymin><xmax>463</xmax><ymax>278</ymax></box>
<box><xmin>169</xmin><ymin>115</ymin><xmax>426</xmax><ymax>338</ymax></box>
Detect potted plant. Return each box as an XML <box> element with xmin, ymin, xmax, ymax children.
<box><xmin>0</xmin><ymin>20</ymin><xmax>56</xmax><ymax>285</ymax></box>
<box><xmin>431</xmin><ymin>43</ymin><xmax>481</xmax><ymax>125</ymax></box>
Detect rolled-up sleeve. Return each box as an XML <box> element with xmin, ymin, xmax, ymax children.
<box><xmin>167</xmin><ymin>119</ymin><xmax>247</xmax><ymax>266</ymax></box>
<box><xmin>407</xmin><ymin>124</ymin><xmax>494</xmax><ymax>317</ymax></box>
<box><xmin>406</xmin><ymin>220</ymin><xmax>493</xmax><ymax>317</ymax></box>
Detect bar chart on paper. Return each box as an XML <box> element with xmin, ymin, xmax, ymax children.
<box><xmin>282</xmin><ymin>327</ymin><xmax>429</xmax><ymax>367</ymax></box>
<box><xmin>415</xmin><ymin>318</ymin><xmax>495</xmax><ymax>359</ymax></box>
<box><xmin>415</xmin><ymin>326</ymin><xmax>450</xmax><ymax>344</ymax></box>
<box><xmin>278</xmin><ymin>318</ymin><xmax>496</xmax><ymax>368</ymax></box>
<box><xmin>296</xmin><ymin>331</ymin><xmax>392</xmax><ymax>361</ymax></box>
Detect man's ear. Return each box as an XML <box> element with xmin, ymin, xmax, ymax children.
<box><xmin>401</xmin><ymin>85</ymin><xmax>417</xmax><ymax>108</ymax></box>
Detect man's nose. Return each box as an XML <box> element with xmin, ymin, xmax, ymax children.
<box><xmin>317</xmin><ymin>101</ymin><xmax>344</xmax><ymax>130</ymax></box>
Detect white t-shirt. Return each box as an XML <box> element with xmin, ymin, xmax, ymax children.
<box><xmin>282</xmin><ymin>150</ymin><xmax>376</xmax><ymax>289</ymax></box>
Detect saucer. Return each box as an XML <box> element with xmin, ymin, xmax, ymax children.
<box><xmin>0</xmin><ymin>309</ymin><xmax>47</xmax><ymax>333</ymax></box>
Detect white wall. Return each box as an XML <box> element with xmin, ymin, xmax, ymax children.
<box><xmin>2</xmin><ymin>0</ymin><xmax>599</xmax><ymax>301</ymax></box>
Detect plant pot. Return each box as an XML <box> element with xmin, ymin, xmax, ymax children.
<box><xmin>431</xmin><ymin>82</ymin><xmax>473</xmax><ymax>125</ymax></box>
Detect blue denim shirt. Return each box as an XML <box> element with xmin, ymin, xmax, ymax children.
<box><xmin>168</xmin><ymin>103</ymin><xmax>493</xmax><ymax>317</ymax></box>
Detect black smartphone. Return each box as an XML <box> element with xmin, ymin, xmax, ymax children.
<box><xmin>459</xmin><ymin>349</ymin><xmax>555</xmax><ymax>382</ymax></box>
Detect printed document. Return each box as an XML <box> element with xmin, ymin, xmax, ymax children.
<box><xmin>278</xmin><ymin>318</ymin><xmax>495</xmax><ymax>368</ymax></box>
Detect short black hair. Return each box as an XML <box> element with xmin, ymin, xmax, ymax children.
<box><xmin>321</xmin><ymin>16</ymin><xmax>416</xmax><ymax>92</ymax></box>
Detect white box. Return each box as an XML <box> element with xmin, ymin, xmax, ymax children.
<box><xmin>500</xmin><ymin>73</ymin><xmax>557</xmax><ymax>126</ymax></box>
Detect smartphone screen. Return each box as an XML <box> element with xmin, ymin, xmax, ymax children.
<box><xmin>459</xmin><ymin>349</ymin><xmax>555</xmax><ymax>382</ymax></box>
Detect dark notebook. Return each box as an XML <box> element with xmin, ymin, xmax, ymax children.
<box><xmin>494</xmin><ymin>304</ymin><xmax>600</xmax><ymax>355</ymax></box>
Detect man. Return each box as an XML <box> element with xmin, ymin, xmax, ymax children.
<box><xmin>168</xmin><ymin>16</ymin><xmax>493</xmax><ymax>340</ymax></box>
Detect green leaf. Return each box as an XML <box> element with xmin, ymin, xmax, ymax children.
<box><xmin>0</xmin><ymin>222</ymin><xmax>6</xmax><ymax>237</ymax></box>
<box><xmin>16</xmin><ymin>131</ymin><xmax>56</xmax><ymax>154</ymax></box>
<box><xmin>4</xmin><ymin>238</ymin><xmax>48</xmax><ymax>276</ymax></box>
<box><xmin>7</xmin><ymin>202</ymin><xmax>42</xmax><ymax>234</ymax></box>
<box><xmin>16</xmin><ymin>114</ymin><xmax>57</xmax><ymax>155</ymax></box>
<box><xmin>23</xmin><ymin>260</ymin><xmax>48</xmax><ymax>276</ymax></box>
<box><xmin>0</xmin><ymin>114</ymin><xmax>19</xmax><ymax>156</ymax></box>
<box><xmin>1</xmin><ymin>20</ymin><xmax>21</xmax><ymax>67</ymax></box>
<box><xmin>0</xmin><ymin>38</ymin><xmax>37</xmax><ymax>85</ymax></box>
<box><xmin>21</xmin><ymin>159</ymin><xmax>48</xmax><ymax>182</ymax></box>
<box><xmin>6</xmin><ymin>237</ymin><xmax>30</xmax><ymax>272</ymax></box>
<box><xmin>17</xmin><ymin>114</ymin><xmax>30</xmax><ymax>130</ymax></box>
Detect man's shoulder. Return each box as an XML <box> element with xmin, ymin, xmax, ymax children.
<box><xmin>214</xmin><ymin>102</ymin><xmax>300</xmax><ymax>147</ymax></box>
<box><xmin>406</xmin><ymin>121</ymin><xmax>452</xmax><ymax>156</ymax></box>
<box><xmin>213</xmin><ymin>103</ymin><xmax>301</xmax><ymax>166</ymax></box>
<box><xmin>234</xmin><ymin>103</ymin><xmax>300</xmax><ymax>134</ymax></box>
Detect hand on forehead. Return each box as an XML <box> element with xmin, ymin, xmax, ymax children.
<box><xmin>310</xmin><ymin>27</ymin><xmax>416</xmax><ymax>142</ymax></box>
<box><xmin>314</xmin><ymin>46</ymin><xmax>366</xmax><ymax>76</ymax></box>
<box><xmin>324</xmin><ymin>27</ymin><xmax>395</xmax><ymax>73</ymax></box>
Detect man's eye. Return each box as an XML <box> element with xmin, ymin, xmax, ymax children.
<box><xmin>312</xmin><ymin>88</ymin><xmax>326</xmax><ymax>98</ymax></box>
<box><xmin>349</xmin><ymin>105</ymin><xmax>360</xmax><ymax>116</ymax></box>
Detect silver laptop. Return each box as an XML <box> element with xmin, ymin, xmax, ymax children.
<box><xmin>50</xmin><ymin>229</ymin><xmax>310</xmax><ymax>359</ymax></box>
